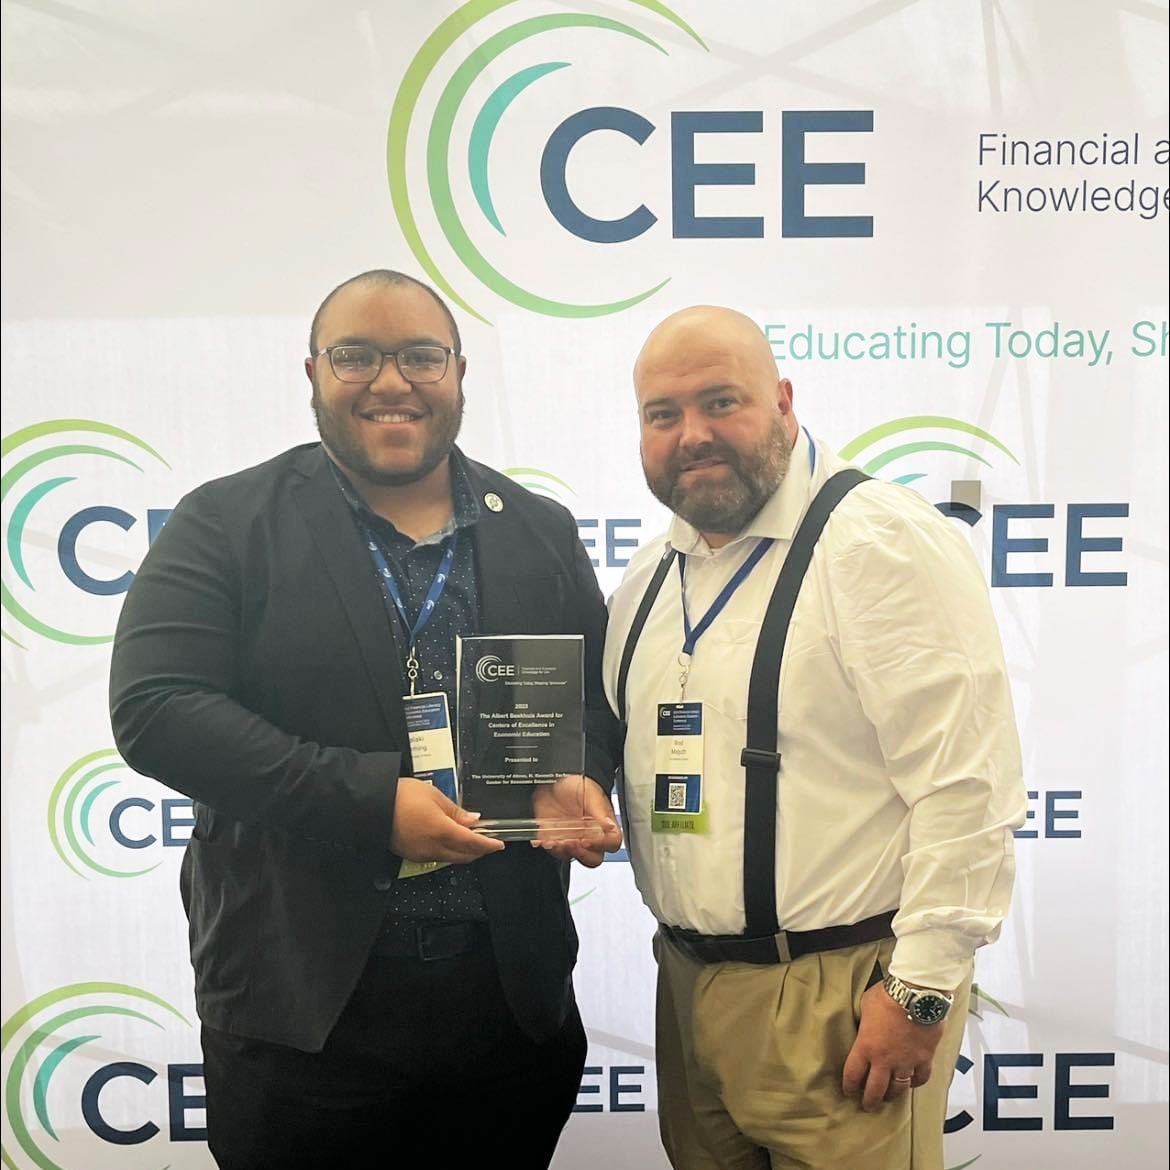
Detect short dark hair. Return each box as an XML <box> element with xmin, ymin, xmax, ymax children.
<box><xmin>308</xmin><ymin>270</ymin><xmax>462</xmax><ymax>357</ymax></box>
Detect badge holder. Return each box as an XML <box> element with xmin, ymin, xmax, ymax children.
<box><xmin>398</xmin><ymin>691</ymin><xmax>458</xmax><ymax>878</ymax></box>
<box><xmin>651</xmin><ymin>701</ymin><xmax>708</xmax><ymax>834</ymax></box>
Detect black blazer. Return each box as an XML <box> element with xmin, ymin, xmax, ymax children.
<box><xmin>109</xmin><ymin>444</ymin><xmax>618</xmax><ymax>1051</ymax></box>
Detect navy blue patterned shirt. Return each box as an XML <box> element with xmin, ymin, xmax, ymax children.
<box><xmin>329</xmin><ymin>449</ymin><xmax>487</xmax><ymax>923</ymax></box>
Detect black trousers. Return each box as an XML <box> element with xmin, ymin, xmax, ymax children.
<box><xmin>202</xmin><ymin>937</ymin><xmax>587</xmax><ymax>1170</ymax></box>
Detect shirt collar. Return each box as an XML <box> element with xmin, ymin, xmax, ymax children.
<box><xmin>323</xmin><ymin>445</ymin><xmax>482</xmax><ymax>545</ymax></box>
<box><xmin>666</xmin><ymin>426</ymin><xmax>815</xmax><ymax>557</ymax></box>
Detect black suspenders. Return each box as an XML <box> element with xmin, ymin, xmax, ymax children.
<box><xmin>616</xmin><ymin>468</ymin><xmax>870</xmax><ymax>936</ymax></box>
<box><xmin>616</xmin><ymin>545</ymin><xmax>678</xmax><ymax>724</ymax></box>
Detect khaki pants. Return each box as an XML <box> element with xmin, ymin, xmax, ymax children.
<box><xmin>654</xmin><ymin>931</ymin><xmax>972</xmax><ymax>1170</ymax></box>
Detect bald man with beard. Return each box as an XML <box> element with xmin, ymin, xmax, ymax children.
<box><xmin>603</xmin><ymin>307</ymin><xmax>1026</xmax><ymax>1170</ymax></box>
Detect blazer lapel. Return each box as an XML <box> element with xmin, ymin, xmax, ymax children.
<box><xmin>290</xmin><ymin>452</ymin><xmax>411</xmax><ymax>752</ymax></box>
<box><xmin>470</xmin><ymin>484</ymin><xmax>526</xmax><ymax>635</ymax></box>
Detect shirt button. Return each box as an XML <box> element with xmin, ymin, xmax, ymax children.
<box><xmin>433</xmin><ymin>671</ymin><xmax>443</xmax><ymax>680</ymax></box>
<box><xmin>373</xmin><ymin>876</ymin><xmax>393</xmax><ymax>891</ymax></box>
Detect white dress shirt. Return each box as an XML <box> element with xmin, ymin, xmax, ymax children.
<box><xmin>604</xmin><ymin>429</ymin><xmax>1027</xmax><ymax>989</ymax></box>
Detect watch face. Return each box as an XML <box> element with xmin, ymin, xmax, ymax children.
<box><xmin>909</xmin><ymin>994</ymin><xmax>950</xmax><ymax>1025</ymax></box>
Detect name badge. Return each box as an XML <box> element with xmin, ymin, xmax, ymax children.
<box><xmin>652</xmin><ymin>701</ymin><xmax>708</xmax><ymax>834</ymax></box>
<box><xmin>399</xmin><ymin>691</ymin><xmax>458</xmax><ymax>879</ymax></box>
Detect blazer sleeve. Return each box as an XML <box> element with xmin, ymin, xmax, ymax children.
<box><xmin>108</xmin><ymin>485</ymin><xmax>401</xmax><ymax>851</ymax></box>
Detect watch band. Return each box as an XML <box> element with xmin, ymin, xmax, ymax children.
<box><xmin>883</xmin><ymin>974</ymin><xmax>954</xmax><ymax>1025</ymax></box>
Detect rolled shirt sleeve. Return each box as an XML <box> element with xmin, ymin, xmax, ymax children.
<box><xmin>828</xmin><ymin>483</ymin><xmax>1027</xmax><ymax>989</ymax></box>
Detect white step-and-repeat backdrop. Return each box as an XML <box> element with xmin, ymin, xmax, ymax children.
<box><xmin>3</xmin><ymin>2</ymin><xmax>1167</xmax><ymax>1167</ymax></box>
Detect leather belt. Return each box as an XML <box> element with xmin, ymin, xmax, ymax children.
<box><xmin>372</xmin><ymin>920</ymin><xmax>490</xmax><ymax>962</ymax></box>
<box><xmin>660</xmin><ymin>909</ymin><xmax>897</xmax><ymax>965</ymax></box>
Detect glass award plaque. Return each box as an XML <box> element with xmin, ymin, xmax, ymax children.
<box><xmin>455</xmin><ymin>634</ymin><xmax>602</xmax><ymax>842</ymax></box>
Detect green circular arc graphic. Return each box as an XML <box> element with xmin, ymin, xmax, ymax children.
<box><xmin>502</xmin><ymin>467</ymin><xmax>575</xmax><ymax>495</ymax></box>
<box><xmin>7</xmin><ymin>478</ymin><xmax>75</xmax><ymax>589</ymax></box>
<box><xmin>48</xmin><ymin>751</ymin><xmax>120</xmax><ymax>878</ymax></box>
<box><xmin>469</xmin><ymin>62</ymin><xmax>570</xmax><ymax>234</ymax></box>
<box><xmin>78</xmin><ymin>780</ymin><xmax>119</xmax><ymax>846</ymax></box>
<box><xmin>47</xmin><ymin>751</ymin><xmax>159</xmax><ymax>879</ymax></box>
<box><xmin>5</xmin><ymin>449</ymin><xmax>145</xmax><ymax>594</ymax></box>
<box><xmin>33</xmin><ymin>1035</ymin><xmax>95</xmax><ymax>1138</ymax></box>
<box><xmin>2</xmin><ymin>983</ymin><xmax>188</xmax><ymax>1170</ymax></box>
<box><xmin>2</xmin><ymin>422</ymin><xmax>168</xmax><ymax>647</ymax></box>
<box><xmin>63</xmin><ymin>763</ymin><xmax>125</xmax><ymax>873</ymax></box>
<box><xmin>387</xmin><ymin>0</ymin><xmax>706</xmax><ymax>322</ymax></box>
<box><xmin>839</xmin><ymin>416</ymin><xmax>1018</xmax><ymax>464</ymax></box>
<box><xmin>430</xmin><ymin>14</ymin><xmax>671</xmax><ymax>319</ymax></box>
<box><xmin>6</xmin><ymin>1009</ymin><xmax>161</xmax><ymax>1170</ymax></box>
<box><xmin>0</xmin><ymin>587</ymin><xmax>114</xmax><ymax>646</ymax></box>
<box><xmin>1</xmin><ymin>421</ymin><xmax>168</xmax><ymax>464</ymax></box>
<box><xmin>512</xmin><ymin>480</ymin><xmax>563</xmax><ymax>499</ymax></box>
<box><xmin>860</xmin><ymin>440</ymin><xmax>993</xmax><ymax>477</ymax></box>
<box><xmin>67</xmin><ymin>764</ymin><xmax>158</xmax><ymax>879</ymax></box>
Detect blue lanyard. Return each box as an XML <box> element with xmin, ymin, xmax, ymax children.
<box><xmin>672</xmin><ymin>429</ymin><xmax>815</xmax><ymax>693</ymax></box>
<box><xmin>362</xmin><ymin>525</ymin><xmax>456</xmax><ymax>693</ymax></box>
<box><xmin>678</xmin><ymin>538</ymin><xmax>774</xmax><ymax>656</ymax></box>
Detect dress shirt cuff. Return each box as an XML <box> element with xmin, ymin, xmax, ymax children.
<box><xmin>888</xmin><ymin>928</ymin><xmax>979</xmax><ymax>992</ymax></box>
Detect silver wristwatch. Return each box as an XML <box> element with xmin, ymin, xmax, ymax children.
<box><xmin>883</xmin><ymin>974</ymin><xmax>954</xmax><ymax>1026</ymax></box>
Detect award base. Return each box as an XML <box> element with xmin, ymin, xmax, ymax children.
<box><xmin>472</xmin><ymin>817</ymin><xmax>604</xmax><ymax>843</ymax></box>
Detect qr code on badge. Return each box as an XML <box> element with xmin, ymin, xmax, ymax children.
<box><xmin>668</xmin><ymin>783</ymin><xmax>688</xmax><ymax>811</ymax></box>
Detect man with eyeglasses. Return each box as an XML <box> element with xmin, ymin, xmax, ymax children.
<box><xmin>109</xmin><ymin>269</ymin><xmax>623</xmax><ymax>1169</ymax></box>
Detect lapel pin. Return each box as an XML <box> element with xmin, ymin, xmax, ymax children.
<box><xmin>484</xmin><ymin>492</ymin><xmax>504</xmax><ymax>513</ymax></box>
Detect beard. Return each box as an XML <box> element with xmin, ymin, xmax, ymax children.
<box><xmin>643</xmin><ymin>414</ymin><xmax>792</xmax><ymax>536</ymax></box>
<box><xmin>311</xmin><ymin>381</ymin><xmax>464</xmax><ymax>488</ymax></box>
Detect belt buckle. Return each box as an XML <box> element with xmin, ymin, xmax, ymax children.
<box><xmin>417</xmin><ymin>923</ymin><xmax>477</xmax><ymax>961</ymax></box>
<box><xmin>416</xmin><ymin>924</ymin><xmax>443</xmax><ymax>962</ymax></box>
<box><xmin>774</xmin><ymin>930</ymin><xmax>792</xmax><ymax>964</ymax></box>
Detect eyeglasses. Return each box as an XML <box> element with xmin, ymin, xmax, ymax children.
<box><xmin>317</xmin><ymin>343</ymin><xmax>454</xmax><ymax>384</ymax></box>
